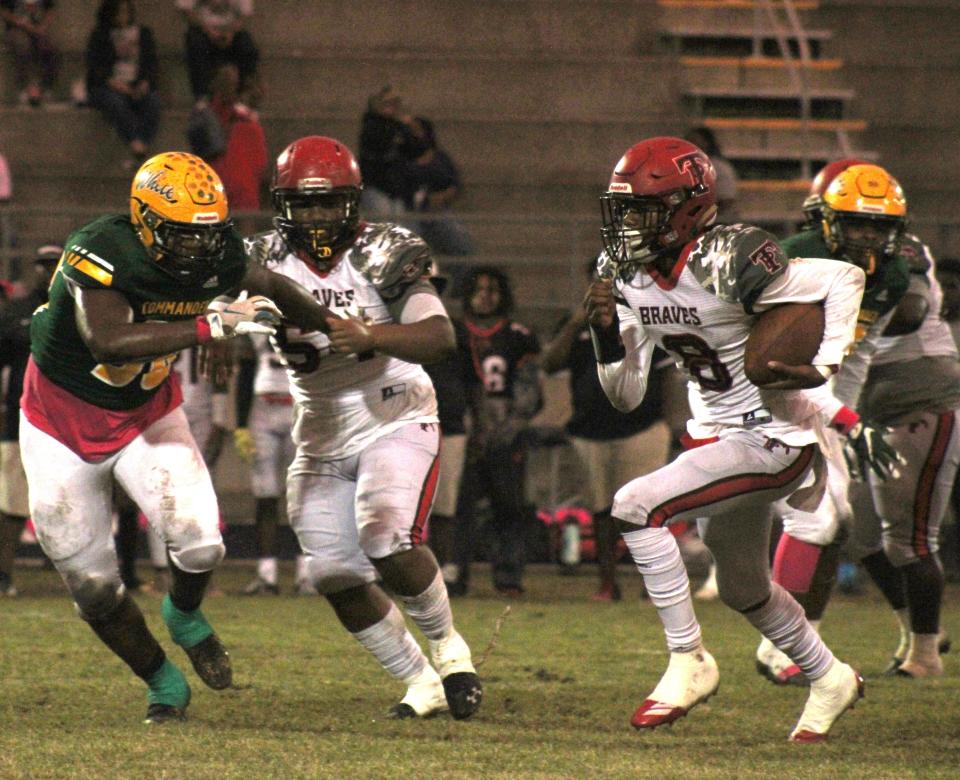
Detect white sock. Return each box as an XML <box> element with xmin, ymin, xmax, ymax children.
<box><xmin>743</xmin><ymin>583</ymin><xmax>833</xmax><ymax>680</ymax></box>
<box><xmin>399</xmin><ymin>570</ymin><xmax>454</xmax><ymax>641</ymax></box>
<box><xmin>809</xmin><ymin>618</ymin><xmax>821</xmax><ymax>634</ymax></box>
<box><xmin>622</xmin><ymin>527</ymin><xmax>701</xmax><ymax>652</ymax></box>
<box><xmin>257</xmin><ymin>557</ymin><xmax>278</xmax><ymax>585</ymax></box>
<box><xmin>351</xmin><ymin>603</ymin><xmax>428</xmax><ymax>683</ymax></box>
<box><xmin>295</xmin><ymin>555</ymin><xmax>309</xmax><ymax>583</ymax></box>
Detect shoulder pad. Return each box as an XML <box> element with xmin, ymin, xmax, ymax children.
<box><xmin>686</xmin><ymin>224</ymin><xmax>787</xmax><ymax>312</ymax></box>
<box><xmin>59</xmin><ymin>217</ymin><xmax>130</xmax><ymax>289</ymax></box>
<box><xmin>596</xmin><ymin>251</ymin><xmax>617</xmax><ymax>280</ymax></box>
<box><xmin>898</xmin><ymin>234</ymin><xmax>933</xmax><ymax>275</ymax></box>
<box><xmin>348</xmin><ymin>222</ymin><xmax>432</xmax><ymax>301</ymax></box>
<box><xmin>244</xmin><ymin>230</ymin><xmax>288</xmax><ymax>269</ymax></box>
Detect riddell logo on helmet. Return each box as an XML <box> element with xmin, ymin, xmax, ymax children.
<box><xmin>192</xmin><ymin>212</ymin><xmax>221</xmax><ymax>223</ymax></box>
<box><xmin>137</xmin><ymin>171</ymin><xmax>176</xmax><ymax>203</ymax></box>
<box><xmin>299</xmin><ymin>177</ymin><xmax>332</xmax><ymax>190</ymax></box>
<box><xmin>609</xmin><ymin>182</ymin><xmax>632</xmax><ymax>193</ymax></box>
<box><xmin>673</xmin><ymin>152</ymin><xmax>711</xmax><ymax>195</ymax></box>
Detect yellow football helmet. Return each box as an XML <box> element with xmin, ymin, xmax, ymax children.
<box><xmin>821</xmin><ymin>163</ymin><xmax>907</xmax><ymax>274</ymax></box>
<box><xmin>130</xmin><ymin>151</ymin><xmax>232</xmax><ymax>284</ymax></box>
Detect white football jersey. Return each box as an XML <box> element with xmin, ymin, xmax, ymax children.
<box><xmin>249</xmin><ymin>333</ymin><xmax>291</xmax><ymax>396</ymax></box>
<box><xmin>245</xmin><ymin>224</ymin><xmax>438</xmax><ymax>459</ymax></box>
<box><xmin>602</xmin><ymin>225</ymin><xmax>863</xmax><ymax>447</ymax></box>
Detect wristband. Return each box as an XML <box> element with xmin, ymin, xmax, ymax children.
<box><xmin>196</xmin><ymin>315</ymin><xmax>213</xmax><ymax>344</ymax></box>
<box><xmin>829</xmin><ymin>405</ymin><xmax>860</xmax><ymax>436</ymax></box>
<box><xmin>589</xmin><ymin>323</ymin><xmax>626</xmax><ymax>364</ymax></box>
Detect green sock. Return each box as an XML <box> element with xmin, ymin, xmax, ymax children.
<box><xmin>146</xmin><ymin>658</ymin><xmax>191</xmax><ymax>709</ymax></box>
<box><xmin>161</xmin><ymin>595</ymin><xmax>213</xmax><ymax>649</ymax></box>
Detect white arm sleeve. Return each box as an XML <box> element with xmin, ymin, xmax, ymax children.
<box><xmin>596</xmin><ymin>303</ymin><xmax>655</xmax><ymax>412</ymax></box>
<box><xmin>399</xmin><ymin>292</ymin><xmax>449</xmax><ymax>324</ymax></box>
<box><xmin>753</xmin><ymin>257</ymin><xmax>865</xmax><ymax>368</ymax></box>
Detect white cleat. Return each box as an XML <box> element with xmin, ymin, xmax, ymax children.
<box><xmin>429</xmin><ymin>630</ymin><xmax>483</xmax><ymax>720</ymax></box>
<box><xmin>694</xmin><ymin>565</ymin><xmax>718</xmax><ymax>601</ymax></box>
<box><xmin>755</xmin><ymin>636</ymin><xmax>808</xmax><ymax>687</ymax></box>
<box><xmin>388</xmin><ymin>666</ymin><xmax>448</xmax><ymax>719</ymax></box>
<box><xmin>631</xmin><ymin>646</ymin><xmax>720</xmax><ymax>729</ymax></box>
<box><xmin>789</xmin><ymin>660</ymin><xmax>864</xmax><ymax>743</ymax></box>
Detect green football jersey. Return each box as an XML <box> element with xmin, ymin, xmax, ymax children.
<box><xmin>779</xmin><ymin>228</ymin><xmax>910</xmax><ymax>343</ymax></box>
<box><xmin>31</xmin><ymin>214</ymin><xmax>247</xmax><ymax>410</ymax></box>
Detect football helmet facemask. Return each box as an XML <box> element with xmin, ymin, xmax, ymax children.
<box><xmin>272</xmin><ymin>136</ymin><xmax>362</xmax><ymax>270</ymax></box>
<box><xmin>802</xmin><ymin>157</ymin><xmax>868</xmax><ymax>226</ymax></box>
<box><xmin>601</xmin><ymin>137</ymin><xmax>717</xmax><ymax>275</ymax></box>
<box><xmin>821</xmin><ymin>164</ymin><xmax>907</xmax><ymax>274</ymax></box>
<box><xmin>130</xmin><ymin>152</ymin><xmax>232</xmax><ymax>285</ymax></box>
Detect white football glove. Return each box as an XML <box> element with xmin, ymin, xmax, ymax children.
<box><xmin>206</xmin><ymin>291</ymin><xmax>282</xmax><ymax>340</ymax></box>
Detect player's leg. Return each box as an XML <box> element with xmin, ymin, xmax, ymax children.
<box><xmin>449</xmin><ymin>448</ymin><xmax>484</xmax><ymax>596</ymax></box>
<box><xmin>113</xmin><ymin>486</ymin><xmax>144</xmax><ymax>592</ymax></box>
<box><xmin>0</xmin><ymin>440</ymin><xmax>31</xmax><ymax>596</ymax></box>
<box><xmin>572</xmin><ymin>437</ymin><xmax>620</xmax><ymax>601</ymax></box>
<box><xmin>427</xmin><ymin>433</ymin><xmax>466</xmax><ymax>589</ymax></box>
<box><xmin>759</xmin><ymin>446</ymin><xmax>848</xmax><ymax>686</ymax></box>
<box><xmin>19</xmin><ymin>415</ymin><xmax>190</xmax><ymax>723</ymax></box>
<box><xmin>871</xmin><ymin>410</ymin><xmax>959</xmax><ymax>677</ymax></box>
<box><xmin>485</xmin><ymin>441</ymin><xmax>527</xmax><ymax>595</ymax></box>
<box><xmin>288</xmin><ymin>448</ymin><xmax>446</xmax><ymax>718</ymax></box>
<box><xmin>358</xmin><ymin>423</ymin><xmax>483</xmax><ymax>719</ymax></box>
<box><xmin>116</xmin><ymin>408</ymin><xmax>231</xmax><ymax>691</ymax></box>
<box><xmin>242</xmin><ymin>397</ymin><xmax>282</xmax><ymax>595</ymax></box>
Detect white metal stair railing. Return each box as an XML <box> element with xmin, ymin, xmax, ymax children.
<box><xmin>753</xmin><ymin>0</ymin><xmax>843</xmax><ymax>181</ymax></box>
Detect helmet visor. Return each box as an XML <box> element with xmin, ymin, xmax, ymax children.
<box><xmin>600</xmin><ymin>193</ymin><xmax>671</xmax><ymax>269</ymax></box>
<box><xmin>153</xmin><ymin>219</ymin><xmax>233</xmax><ymax>283</ymax></box>
<box><xmin>273</xmin><ymin>190</ymin><xmax>360</xmax><ymax>262</ymax></box>
<box><xmin>833</xmin><ymin>213</ymin><xmax>904</xmax><ymax>271</ymax></box>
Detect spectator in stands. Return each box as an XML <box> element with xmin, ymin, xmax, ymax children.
<box><xmin>449</xmin><ymin>266</ymin><xmax>541</xmax><ymax>597</ymax></box>
<box><xmin>177</xmin><ymin>0</ymin><xmax>259</xmax><ymax>103</ymax></box>
<box><xmin>541</xmin><ymin>259</ymin><xmax>671</xmax><ymax>600</ymax></box>
<box><xmin>936</xmin><ymin>256</ymin><xmax>960</xmax><ymax>581</ymax></box>
<box><xmin>421</xmin><ymin>263</ymin><xmax>471</xmax><ymax>587</ymax></box>
<box><xmin>685</xmin><ymin>126</ymin><xmax>739</xmax><ymax>223</ymax></box>
<box><xmin>187</xmin><ymin>63</ymin><xmax>267</xmax><ymax>233</ymax></box>
<box><xmin>358</xmin><ymin>85</ymin><xmax>473</xmax><ymax>255</ymax></box>
<box><xmin>0</xmin><ymin>242</ymin><xmax>61</xmax><ymax>596</ymax></box>
<box><xmin>1</xmin><ymin>0</ymin><xmax>59</xmax><ymax>107</ymax></box>
<box><xmin>85</xmin><ymin>0</ymin><xmax>161</xmax><ymax>169</ymax></box>
<box><xmin>0</xmin><ymin>151</ymin><xmax>12</xmax><ymax>259</ymax></box>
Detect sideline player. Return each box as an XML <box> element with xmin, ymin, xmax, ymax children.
<box><xmin>234</xmin><ymin>333</ymin><xmax>305</xmax><ymax>595</ymax></box>
<box><xmin>20</xmin><ymin>152</ymin><xmax>337</xmax><ymax>723</ymax></box>
<box><xmin>245</xmin><ymin>136</ymin><xmax>482</xmax><ymax>719</ymax></box>
<box><xmin>586</xmin><ymin>137</ymin><xmax>865</xmax><ymax>741</ymax></box>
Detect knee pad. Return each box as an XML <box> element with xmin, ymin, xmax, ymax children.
<box><xmin>358</xmin><ymin>519</ymin><xmax>409</xmax><ymax>561</ymax></box>
<box><xmin>309</xmin><ymin>557</ymin><xmax>376</xmax><ymax>596</ymax></box>
<box><xmin>882</xmin><ymin>538</ymin><xmax>920</xmax><ymax>569</ymax></box>
<box><xmin>71</xmin><ymin>573</ymin><xmax>124</xmax><ymax>621</ymax></box>
<box><xmin>169</xmin><ymin>541</ymin><xmax>225</xmax><ymax>574</ymax></box>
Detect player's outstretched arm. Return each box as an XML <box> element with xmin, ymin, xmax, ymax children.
<box><xmin>240</xmin><ymin>263</ymin><xmax>336</xmax><ymax>335</ymax></box>
<box><xmin>76</xmin><ymin>288</ymin><xmax>208</xmax><ymax>363</ymax></box>
<box><xmin>327</xmin><ymin>314</ymin><xmax>456</xmax><ymax>364</ymax></box>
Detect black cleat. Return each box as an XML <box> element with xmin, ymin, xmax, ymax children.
<box><xmin>184</xmin><ymin>633</ymin><xmax>233</xmax><ymax>690</ymax></box>
<box><xmin>442</xmin><ymin>672</ymin><xmax>483</xmax><ymax>720</ymax></box>
<box><xmin>144</xmin><ymin>703</ymin><xmax>186</xmax><ymax>724</ymax></box>
<box><xmin>387</xmin><ymin>703</ymin><xmax>419</xmax><ymax>720</ymax></box>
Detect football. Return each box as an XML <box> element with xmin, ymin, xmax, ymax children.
<box><xmin>743</xmin><ymin>302</ymin><xmax>825</xmax><ymax>386</ymax></box>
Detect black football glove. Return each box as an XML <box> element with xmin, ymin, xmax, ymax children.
<box><xmin>843</xmin><ymin>420</ymin><xmax>904</xmax><ymax>482</ymax></box>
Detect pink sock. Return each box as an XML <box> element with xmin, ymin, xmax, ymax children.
<box><xmin>772</xmin><ymin>534</ymin><xmax>822</xmax><ymax>594</ymax></box>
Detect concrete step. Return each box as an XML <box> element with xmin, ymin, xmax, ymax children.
<box><xmin>41</xmin><ymin>0</ymin><xmax>663</xmax><ymax>57</ymax></box>
<box><xmin>704</xmin><ymin>116</ymin><xmax>867</xmax><ymax>132</ymax></box>
<box><xmin>681</xmin><ymin>56</ymin><xmax>847</xmax><ymax>91</ymax></box>
<box><xmin>661</xmin><ymin>27</ymin><xmax>831</xmax><ymax>59</ymax></box>
<box><xmin>685</xmin><ymin>86</ymin><xmax>854</xmax><ymax>120</ymax></box>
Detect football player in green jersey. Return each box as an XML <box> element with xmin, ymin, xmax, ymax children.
<box><xmin>19</xmin><ymin>151</ymin><xmax>336</xmax><ymax>724</ymax></box>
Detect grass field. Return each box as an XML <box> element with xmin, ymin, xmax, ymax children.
<box><xmin>1</xmin><ymin>563</ymin><xmax>958</xmax><ymax>779</ymax></box>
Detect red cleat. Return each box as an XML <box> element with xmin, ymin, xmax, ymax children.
<box><xmin>631</xmin><ymin>647</ymin><xmax>719</xmax><ymax>730</ymax></box>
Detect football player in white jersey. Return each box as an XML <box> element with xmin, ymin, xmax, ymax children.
<box><xmin>586</xmin><ymin>137</ymin><xmax>866</xmax><ymax>742</ymax></box>
<box><xmin>234</xmin><ymin>333</ymin><xmax>306</xmax><ymax>595</ymax></box>
<box><xmin>245</xmin><ymin>136</ymin><xmax>482</xmax><ymax>720</ymax></box>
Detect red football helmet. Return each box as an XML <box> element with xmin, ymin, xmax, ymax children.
<box><xmin>271</xmin><ymin>136</ymin><xmax>363</xmax><ymax>267</ymax></box>
<box><xmin>801</xmin><ymin>157</ymin><xmax>868</xmax><ymax>225</ymax></box>
<box><xmin>601</xmin><ymin>137</ymin><xmax>718</xmax><ymax>271</ymax></box>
